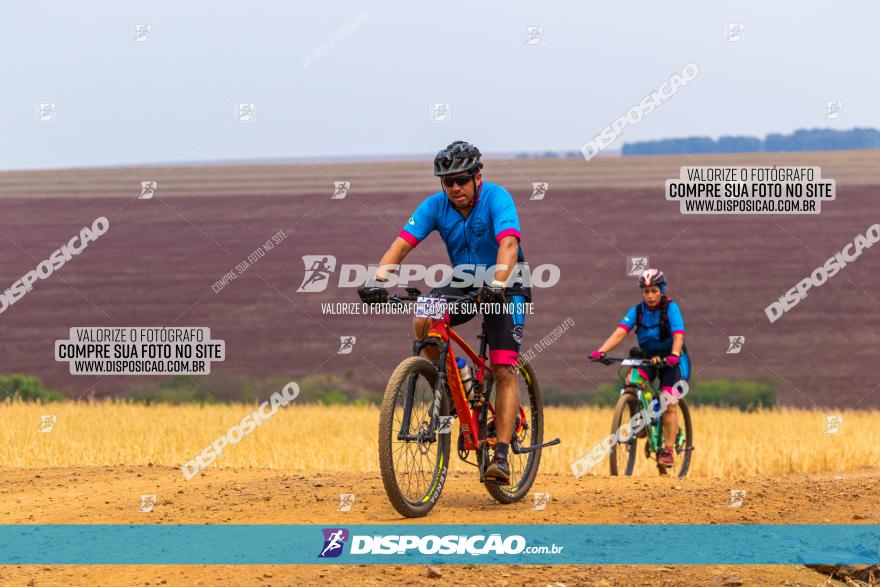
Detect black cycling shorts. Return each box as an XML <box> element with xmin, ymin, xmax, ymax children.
<box><xmin>641</xmin><ymin>362</ymin><xmax>687</xmax><ymax>392</ymax></box>
<box><xmin>427</xmin><ymin>286</ymin><xmax>526</xmax><ymax>366</ymax></box>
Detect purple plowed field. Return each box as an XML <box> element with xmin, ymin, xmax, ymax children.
<box><xmin>1</xmin><ymin>152</ymin><xmax>878</xmax><ymax>407</ymax></box>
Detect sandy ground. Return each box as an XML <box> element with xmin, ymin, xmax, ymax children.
<box><xmin>1</xmin><ymin>466</ymin><xmax>877</xmax><ymax>585</ymax></box>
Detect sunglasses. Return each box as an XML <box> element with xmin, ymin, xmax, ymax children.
<box><xmin>441</xmin><ymin>175</ymin><xmax>474</xmax><ymax>188</ymax></box>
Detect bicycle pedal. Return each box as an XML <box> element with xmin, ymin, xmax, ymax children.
<box><xmin>483</xmin><ymin>469</ymin><xmax>509</xmax><ymax>485</ymax></box>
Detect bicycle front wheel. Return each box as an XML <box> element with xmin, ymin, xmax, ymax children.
<box><xmin>378</xmin><ymin>356</ymin><xmax>451</xmax><ymax>518</ymax></box>
<box><xmin>610</xmin><ymin>392</ymin><xmax>639</xmax><ymax>476</ymax></box>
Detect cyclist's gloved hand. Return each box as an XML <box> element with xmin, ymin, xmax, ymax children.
<box><xmin>477</xmin><ymin>281</ymin><xmax>505</xmax><ymax>305</ymax></box>
<box><xmin>589</xmin><ymin>350</ymin><xmax>606</xmax><ymax>362</ymax></box>
<box><xmin>665</xmin><ymin>354</ymin><xmax>680</xmax><ymax>367</ymax></box>
<box><xmin>357</xmin><ymin>286</ymin><xmax>388</xmax><ymax>304</ymax></box>
<box><xmin>650</xmin><ymin>355</ymin><xmax>664</xmax><ymax>366</ymax></box>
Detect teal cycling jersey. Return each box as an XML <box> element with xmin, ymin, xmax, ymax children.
<box><xmin>399</xmin><ymin>181</ymin><xmax>529</xmax><ymax>297</ymax></box>
<box><xmin>399</xmin><ymin>181</ymin><xmax>523</xmax><ymax>265</ymax></box>
<box><xmin>619</xmin><ymin>299</ymin><xmax>690</xmax><ymax>379</ymax></box>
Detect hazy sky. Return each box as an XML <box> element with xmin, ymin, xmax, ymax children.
<box><xmin>1</xmin><ymin>1</ymin><xmax>876</xmax><ymax>170</ymax></box>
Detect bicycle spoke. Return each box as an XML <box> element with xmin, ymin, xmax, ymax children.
<box><xmin>404</xmin><ymin>446</ymin><xmax>414</xmax><ymax>498</ymax></box>
<box><xmin>391</xmin><ymin>441</ymin><xmax>412</xmax><ymax>475</ymax></box>
<box><xmin>509</xmin><ymin>454</ymin><xmax>523</xmax><ymax>487</ymax></box>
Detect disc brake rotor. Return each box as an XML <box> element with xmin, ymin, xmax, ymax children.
<box><xmin>416</xmin><ymin>421</ymin><xmax>431</xmax><ymax>455</ymax></box>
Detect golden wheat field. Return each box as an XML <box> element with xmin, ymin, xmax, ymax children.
<box><xmin>1</xmin><ymin>400</ymin><xmax>877</xmax><ymax>478</ymax></box>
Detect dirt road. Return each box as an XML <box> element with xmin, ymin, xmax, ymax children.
<box><xmin>1</xmin><ymin>466</ymin><xmax>877</xmax><ymax>585</ymax></box>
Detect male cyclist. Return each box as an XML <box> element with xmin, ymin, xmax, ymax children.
<box><xmin>358</xmin><ymin>140</ymin><xmax>529</xmax><ymax>485</ymax></box>
<box><xmin>588</xmin><ymin>269</ymin><xmax>690</xmax><ymax>467</ymax></box>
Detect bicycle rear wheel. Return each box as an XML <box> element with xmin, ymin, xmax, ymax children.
<box><xmin>478</xmin><ymin>362</ymin><xmax>544</xmax><ymax>504</ymax></box>
<box><xmin>609</xmin><ymin>392</ymin><xmax>639</xmax><ymax>476</ymax></box>
<box><xmin>656</xmin><ymin>397</ymin><xmax>693</xmax><ymax>478</ymax></box>
<box><xmin>378</xmin><ymin>356</ymin><xmax>451</xmax><ymax>518</ymax></box>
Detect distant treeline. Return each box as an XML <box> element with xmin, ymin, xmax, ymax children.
<box><xmin>622</xmin><ymin>127</ymin><xmax>880</xmax><ymax>156</ymax></box>
<box><xmin>3</xmin><ymin>372</ymin><xmax>776</xmax><ymax>410</ymax></box>
<box><xmin>515</xmin><ymin>150</ymin><xmax>582</xmax><ymax>159</ymax></box>
<box><xmin>0</xmin><ymin>372</ymin><xmax>381</xmax><ymax>406</ymax></box>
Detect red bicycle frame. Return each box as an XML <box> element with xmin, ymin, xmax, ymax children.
<box><xmin>420</xmin><ymin>315</ymin><xmax>526</xmax><ymax>453</ymax></box>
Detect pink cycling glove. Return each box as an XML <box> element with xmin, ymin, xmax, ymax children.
<box><xmin>665</xmin><ymin>354</ymin><xmax>680</xmax><ymax>367</ymax></box>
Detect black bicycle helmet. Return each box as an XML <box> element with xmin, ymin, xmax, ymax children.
<box><xmin>433</xmin><ymin>141</ymin><xmax>483</xmax><ymax>176</ymax></box>
<box><xmin>638</xmin><ymin>268</ymin><xmax>667</xmax><ymax>292</ymax></box>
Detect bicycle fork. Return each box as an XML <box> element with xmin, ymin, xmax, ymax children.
<box><xmin>397</xmin><ymin>338</ymin><xmax>449</xmax><ymax>443</ymax></box>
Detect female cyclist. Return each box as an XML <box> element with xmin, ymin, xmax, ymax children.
<box><xmin>589</xmin><ymin>269</ymin><xmax>690</xmax><ymax>467</ymax></box>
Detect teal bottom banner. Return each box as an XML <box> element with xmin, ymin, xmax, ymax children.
<box><xmin>0</xmin><ymin>525</ymin><xmax>877</xmax><ymax>565</ymax></box>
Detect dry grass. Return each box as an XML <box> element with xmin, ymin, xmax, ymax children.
<box><xmin>1</xmin><ymin>401</ymin><xmax>877</xmax><ymax>478</ymax></box>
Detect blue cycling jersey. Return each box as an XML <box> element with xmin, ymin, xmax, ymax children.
<box><xmin>399</xmin><ymin>181</ymin><xmax>526</xmax><ymax>270</ymax></box>
<box><xmin>619</xmin><ymin>300</ymin><xmax>690</xmax><ymax>379</ymax></box>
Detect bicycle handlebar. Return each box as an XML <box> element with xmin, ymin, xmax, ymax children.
<box><xmin>385</xmin><ymin>287</ymin><xmax>498</xmax><ymax>306</ymax></box>
<box><xmin>591</xmin><ymin>355</ymin><xmax>669</xmax><ymax>368</ymax></box>
<box><xmin>387</xmin><ymin>287</ymin><xmax>423</xmax><ymax>305</ymax></box>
